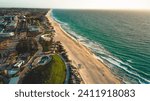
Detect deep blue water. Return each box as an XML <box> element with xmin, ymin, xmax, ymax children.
<box><xmin>52</xmin><ymin>9</ymin><xmax>150</xmax><ymax>84</ymax></box>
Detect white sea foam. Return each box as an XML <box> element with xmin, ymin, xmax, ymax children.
<box><xmin>101</xmin><ymin>56</ymin><xmax>150</xmax><ymax>83</ymax></box>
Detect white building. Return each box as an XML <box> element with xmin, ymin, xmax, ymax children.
<box><xmin>28</xmin><ymin>25</ymin><xmax>42</xmax><ymax>33</ymax></box>
<box><xmin>40</xmin><ymin>34</ymin><xmax>51</xmax><ymax>41</ymax></box>
<box><xmin>0</xmin><ymin>32</ymin><xmax>14</xmax><ymax>37</ymax></box>
<box><xmin>13</xmin><ymin>60</ymin><xmax>25</xmax><ymax>68</ymax></box>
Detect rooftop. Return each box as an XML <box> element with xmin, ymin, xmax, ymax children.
<box><xmin>0</xmin><ymin>32</ymin><xmax>14</xmax><ymax>37</ymax></box>
<box><xmin>28</xmin><ymin>25</ymin><xmax>41</xmax><ymax>32</ymax></box>
<box><xmin>41</xmin><ymin>34</ymin><xmax>51</xmax><ymax>41</ymax></box>
<box><xmin>7</xmin><ymin>21</ymin><xmax>17</xmax><ymax>27</ymax></box>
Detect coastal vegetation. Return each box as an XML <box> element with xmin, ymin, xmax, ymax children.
<box><xmin>16</xmin><ymin>38</ymin><xmax>38</xmax><ymax>54</ymax></box>
<box><xmin>39</xmin><ymin>36</ymin><xmax>53</xmax><ymax>52</ymax></box>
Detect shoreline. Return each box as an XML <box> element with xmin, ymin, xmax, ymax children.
<box><xmin>46</xmin><ymin>10</ymin><xmax>121</xmax><ymax>84</ymax></box>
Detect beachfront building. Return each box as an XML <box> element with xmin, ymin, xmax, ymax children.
<box><xmin>28</xmin><ymin>25</ymin><xmax>42</xmax><ymax>34</ymax></box>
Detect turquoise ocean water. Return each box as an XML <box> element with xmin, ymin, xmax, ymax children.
<box><xmin>52</xmin><ymin>9</ymin><xmax>150</xmax><ymax>84</ymax></box>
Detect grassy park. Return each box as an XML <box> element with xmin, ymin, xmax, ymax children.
<box><xmin>44</xmin><ymin>54</ymin><xmax>66</xmax><ymax>83</ymax></box>
<box><xmin>22</xmin><ymin>54</ymin><xmax>66</xmax><ymax>84</ymax></box>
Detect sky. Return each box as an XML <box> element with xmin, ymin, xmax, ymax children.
<box><xmin>0</xmin><ymin>0</ymin><xmax>150</xmax><ymax>10</ymax></box>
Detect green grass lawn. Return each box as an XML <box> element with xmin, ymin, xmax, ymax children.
<box><xmin>22</xmin><ymin>54</ymin><xmax>66</xmax><ymax>84</ymax></box>
<box><xmin>44</xmin><ymin>54</ymin><xmax>66</xmax><ymax>83</ymax></box>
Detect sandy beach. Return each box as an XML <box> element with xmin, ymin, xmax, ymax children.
<box><xmin>46</xmin><ymin>10</ymin><xmax>121</xmax><ymax>84</ymax></box>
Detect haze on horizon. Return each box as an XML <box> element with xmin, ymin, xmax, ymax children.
<box><xmin>0</xmin><ymin>0</ymin><xmax>150</xmax><ymax>10</ymax></box>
